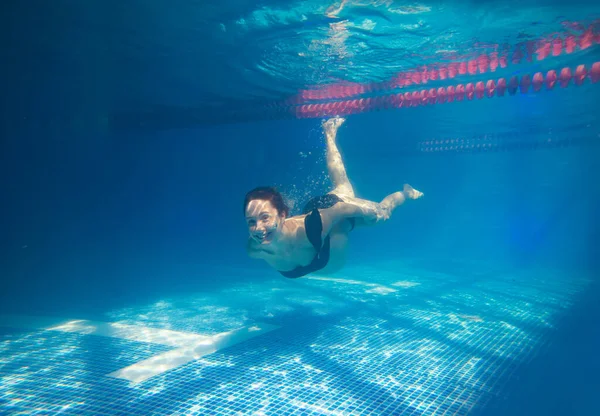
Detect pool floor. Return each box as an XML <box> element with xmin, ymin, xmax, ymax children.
<box><xmin>0</xmin><ymin>260</ymin><xmax>591</xmax><ymax>415</ymax></box>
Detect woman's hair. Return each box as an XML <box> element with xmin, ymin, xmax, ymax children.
<box><xmin>243</xmin><ymin>186</ymin><xmax>290</xmax><ymax>217</ymax></box>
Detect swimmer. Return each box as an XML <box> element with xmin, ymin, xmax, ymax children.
<box><xmin>244</xmin><ymin>117</ymin><xmax>423</xmax><ymax>278</ymax></box>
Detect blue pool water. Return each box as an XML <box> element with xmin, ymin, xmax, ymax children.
<box><xmin>1</xmin><ymin>1</ymin><xmax>600</xmax><ymax>415</ymax></box>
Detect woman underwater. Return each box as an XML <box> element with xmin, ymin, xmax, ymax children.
<box><xmin>244</xmin><ymin>117</ymin><xmax>423</xmax><ymax>278</ymax></box>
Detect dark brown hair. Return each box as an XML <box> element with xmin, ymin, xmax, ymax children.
<box><xmin>243</xmin><ymin>186</ymin><xmax>290</xmax><ymax>217</ymax></box>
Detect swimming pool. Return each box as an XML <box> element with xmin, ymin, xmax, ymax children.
<box><xmin>1</xmin><ymin>1</ymin><xmax>599</xmax><ymax>415</ymax></box>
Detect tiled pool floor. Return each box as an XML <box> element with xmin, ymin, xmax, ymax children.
<box><xmin>0</xmin><ymin>261</ymin><xmax>591</xmax><ymax>415</ymax></box>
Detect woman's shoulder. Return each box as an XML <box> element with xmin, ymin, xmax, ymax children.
<box><xmin>284</xmin><ymin>215</ymin><xmax>307</xmax><ymax>233</ymax></box>
<box><xmin>283</xmin><ymin>216</ymin><xmax>314</xmax><ymax>244</ymax></box>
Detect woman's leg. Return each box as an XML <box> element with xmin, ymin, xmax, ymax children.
<box><xmin>318</xmin><ymin>118</ymin><xmax>423</xmax><ymax>273</ymax></box>
<box><xmin>340</xmin><ymin>184</ymin><xmax>424</xmax><ymax>226</ymax></box>
<box><xmin>321</xmin><ymin>117</ymin><xmax>423</xmax><ymax>224</ymax></box>
<box><xmin>322</xmin><ymin>117</ymin><xmax>355</xmax><ymax>198</ymax></box>
<box><xmin>377</xmin><ymin>184</ymin><xmax>424</xmax><ymax>220</ymax></box>
<box><xmin>324</xmin><ymin>185</ymin><xmax>423</xmax><ymax>274</ymax></box>
<box><xmin>320</xmin><ymin>117</ymin><xmax>354</xmax><ymax>272</ymax></box>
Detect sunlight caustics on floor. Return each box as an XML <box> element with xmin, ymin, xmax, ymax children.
<box><xmin>0</xmin><ymin>261</ymin><xmax>591</xmax><ymax>415</ymax></box>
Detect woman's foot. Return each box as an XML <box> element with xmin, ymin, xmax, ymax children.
<box><xmin>403</xmin><ymin>184</ymin><xmax>424</xmax><ymax>200</ymax></box>
<box><xmin>379</xmin><ymin>185</ymin><xmax>423</xmax><ymax>221</ymax></box>
<box><xmin>322</xmin><ymin>117</ymin><xmax>345</xmax><ymax>136</ymax></box>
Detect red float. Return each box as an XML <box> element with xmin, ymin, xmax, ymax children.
<box><xmin>485</xmin><ymin>80</ymin><xmax>496</xmax><ymax>98</ymax></box>
<box><xmin>552</xmin><ymin>38</ymin><xmax>563</xmax><ymax>56</ymax></box>
<box><xmin>508</xmin><ymin>76</ymin><xmax>519</xmax><ymax>95</ymax></box>
<box><xmin>437</xmin><ymin>87</ymin><xmax>447</xmax><ymax>103</ymax></box>
<box><xmin>490</xmin><ymin>53</ymin><xmax>499</xmax><ymax>72</ymax></box>
<box><xmin>532</xmin><ymin>72</ymin><xmax>544</xmax><ymax>92</ymax></box>
<box><xmin>520</xmin><ymin>74</ymin><xmax>531</xmax><ymax>94</ymax></box>
<box><xmin>468</xmin><ymin>60</ymin><xmax>478</xmax><ymax>75</ymax></box>
<box><xmin>439</xmin><ymin>66</ymin><xmax>448</xmax><ymax>80</ymax></box>
<box><xmin>496</xmin><ymin>78</ymin><xmax>507</xmax><ymax>96</ymax></box>
<box><xmin>446</xmin><ymin>86</ymin><xmax>456</xmax><ymax>102</ymax></box>
<box><xmin>475</xmin><ymin>82</ymin><xmax>485</xmax><ymax>99</ymax></box>
<box><xmin>559</xmin><ymin>68</ymin><xmax>572</xmax><ymax>87</ymax></box>
<box><xmin>455</xmin><ymin>85</ymin><xmax>465</xmax><ymax>101</ymax></box>
<box><xmin>580</xmin><ymin>28</ymin><xmax>594</xmax><ymax>49</ymax></box>
<box><xmin>574</xmin><ymin>65</ymin><xmax>587</xmax><ymax>85</ymax></box>
<box><xmin>591</xmin><ymin>62</ymin><xmax>600</xmax><ymax>83</ymax></box>
<box><xmin>546</xmin><ymin>70</ymin><xmax>557</xmax><ymax>89</ymax></box>
<box><xmin>537</xmin><ymin>41</ymin><xmax>551</xmax><ymax>61</ymax></box>
<box><xmin>291</xmin><ymin>24</ymin><xmax>599</xmax><ymax>104</ymax></box>
<box><xmin>291</xmin><ymin>63</ymin><xmax>599</xmax><ymax>119</ymax></box>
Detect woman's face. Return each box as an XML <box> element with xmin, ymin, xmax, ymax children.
<box><xmin>245</xmin><ymin>199</ymin><xmax>284</xmax><ymax>244</ymax></box>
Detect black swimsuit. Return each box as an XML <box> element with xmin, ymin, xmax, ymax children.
<box><xmin>279</xmin><ymin>194</ymin><xmax>355</xmax><ymax>279</ymax></box>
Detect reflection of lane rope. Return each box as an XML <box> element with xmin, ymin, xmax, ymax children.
<box><xmin>416</xmin><ymin>135</ymin><xmax>598</xmax><ymax>155</ymax></box>
<box><xmin>110</xmin><ymin>60</ymin><xmax>599</xmax><ymax>130</ymax></box>
<box><xmin>295</xmin><ymin>62</ymin><xmax>600</xmax><ymax>119</ymax></box>
<box><xmin>110</xmin><ymin>61</ymin><xmax>598</xmax><ymax>129</ymax></box>
<box><xmin>289</xmin><ymin>23</ymin><xmax>600</xmax><ymax>103</ymax></box>
<box><xmin>401</xmin><ymin>123</ymin><xmax>599</xmax><ymax>155</ymax></box>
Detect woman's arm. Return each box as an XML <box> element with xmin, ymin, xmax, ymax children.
<box><xmin>247</xmin><ymin>238</ymin><xmax>268</xmax><ymax>258</ymax></box>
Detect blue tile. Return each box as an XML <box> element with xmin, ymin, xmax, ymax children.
<box><xmin>0</xmin><ymin>266</ymin><xmax>590</xmax><ymax>415</ymax></box>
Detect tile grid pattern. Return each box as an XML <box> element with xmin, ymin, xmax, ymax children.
<box><xmin>0</xmin><ymin>265</ymin><xmax>589</xmax><ymax>415</ymax></box>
